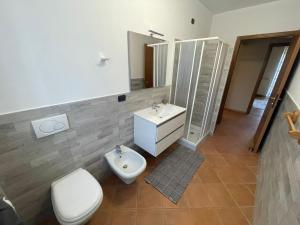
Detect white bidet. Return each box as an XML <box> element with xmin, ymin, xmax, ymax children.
<box><xmin>105</xmin><ymin>145</ymin><xmax>147</xmax><ymax>184</ymax></box>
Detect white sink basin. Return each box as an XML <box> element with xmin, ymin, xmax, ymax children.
<box><xmin>134</xmin><ymin>104</ymin><xmax>186</xmax><ymax>125</ymax></box>
<box><xmin>148</xmin><ymin>104</ymin><xmax>174</xmax><ymax>118</ymax></box>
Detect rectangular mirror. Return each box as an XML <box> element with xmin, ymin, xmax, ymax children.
<box><xmin>127</xmin><ymin>31</ymin><xmax>168</xmax><ymax>91</ymax></box>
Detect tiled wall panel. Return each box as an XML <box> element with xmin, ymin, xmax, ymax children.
<box><xmin>192</xmin><ymin>42</ymin><xmax>218</xmax><ymax>127</ymax></box>
<box><xmin>253</xmin><ymin>93</ymin><xmax>300</xmax><ymax>225</ymax></box>
<box><xmin>0</xmin><ymin>87</ymin><xmax>170</xmax><ymax>224</ymax></box>
<box><xmin>130</xmin><ymin>78</ymin><xmax>145</xmax><ymax>91</ymax></box>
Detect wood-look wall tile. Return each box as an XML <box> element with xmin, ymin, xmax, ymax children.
<box><xmin>0</xmin><ymin>87</ymin><xmax>170</xmax><ymax>224</ymax></box>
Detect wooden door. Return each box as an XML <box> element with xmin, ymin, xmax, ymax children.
<box><xmin>250</xmin><ymin>34</ymin><xmax>300</xmax><ymax>152</ymax></box>
<box><xmin>144</xmin><ymin>44</ymin><xmax>154</xmax><ymax>88</ymax></box>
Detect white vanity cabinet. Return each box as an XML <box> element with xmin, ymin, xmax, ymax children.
<box><xmin>134</xmin><ymin>104</ymin><xmax>186</xmax><ymax>157</ymax></box>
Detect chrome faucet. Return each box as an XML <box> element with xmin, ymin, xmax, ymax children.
<box><xmin>116</xmin><ymin>145</ymin><xmax>123</xmax><ymax>157</ymax></box>
<box><xmin>152</xmin><ymin>102</ymin><xmax>160</xmax><ymax>111</ymax></box>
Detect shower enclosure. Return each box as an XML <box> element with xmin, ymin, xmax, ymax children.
<box><xmin>170</xmin><ymin>37</ymin><xmax>231</xmax><ymax>146</ymax></box>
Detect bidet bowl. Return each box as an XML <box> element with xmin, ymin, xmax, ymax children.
<box><xmin>105</xmin><ymin>145</ymin><xmax>147</xmax><ymax>184</ymax></box>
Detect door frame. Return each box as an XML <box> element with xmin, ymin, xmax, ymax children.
<box><xmin>217</xmin><ymin>30</ymin><xmax>300</xmax><ymax>124</ymax></box>
<box><xmin>246</xmin><ymin>42</ymin><xmax>291</xmax><ymax>114</ymax></box>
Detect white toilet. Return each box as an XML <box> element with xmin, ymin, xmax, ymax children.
<box><xmin>105</xmin><ymin>145</ymin><xmax>147</xmax><ymax>184</ymax></box>
<box><xmin>51</xmin><ymin>168</ymin><xmax>103</xmax><ymax>225</ymax></box>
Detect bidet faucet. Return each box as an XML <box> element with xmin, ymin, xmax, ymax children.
<box><xmin>116</xmin><ymin>145</ymin><xmax>123</xmax><ymax>156</ymax></box>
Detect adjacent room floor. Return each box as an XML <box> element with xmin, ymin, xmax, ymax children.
<box><xmin>45</xmin><ymin>109</ymin><xmax>260</xmax><ymax>225</ymax></box>
<box><xmin>252</xmin><ymin>96</ymin><xmax>268</xmax><ymax>110</ymax></box>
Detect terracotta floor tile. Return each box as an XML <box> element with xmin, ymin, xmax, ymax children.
<box><xmin>190</xmin><ymin>208</ymin><xmax>222</xmax><ymax>225</ymax></box>
<box><xmin>111</xmin><ymin>210</ymin><xmax>136</xmax><ymax>225</ymax></box>
<box><xmin>102</xmin><ymin>174</ymin><xmax>124</xmax><ymax>186</ymax></box>
<box><xmin>136</xmin><ymin>168</ymin><xmax>151</xmax><ymax>186</ymax></box>
<box><xmin>240</xmin><ymin>207</ymin><xmax>254</xmax><ymax>223</ymax></box>
<box><xmin>186</xmin><ymin>183</ymin><xmax>213</xmax><ymax>207</ymax></box>
<box><xmin>214</xmin><ymin>166</ymin><xmax>257</xmax><ymax>184</ymax></box>
<box><xmin>199</xmin><ymin>139</ymin><xmax>220</xmax><ymax>155</ymax></box>
<box><xmin>113</xmin><ymin>186</ymin><xmax>137</xmax><ymax>208</ymax></box>
<box><xmin>217</xmin><ymin>208</ymin><xmax>249</xmax><ymax>225</ymax></box>
<box><xmin>214</xmin><ymin>140</ymin><xmax>246</xmax><ymax>155</ymax></box>
<box><xmin>164</xmin><ymin>209</ymin><xmax>195</xmax><ymax>225</ymax></box>
<box><xmin>226</xmin><ymin>184</ymin><xmax>254</xmax><ymax>206</ymax></box>
<box><xmin>214</xmin><ymin>166</ymin><xmax>241</xmax><ymax>183</ymax></box>
<box><xmin>234</xmin><ymin>155</ymin><xmax>258</xmax><ymax>167</ymax></box>
<box><xmin>220</xmin><ymin>155</ymin><xmax>244</xmax><ymax>167</ymax></box>
<box><xmin>221</xmin><ymin>154</ymin><xmax>258</xmax><ymax>167</ymax></box>
<box><xmin>204</xmin><ymin>155</ymin><xmax>229</xmax><ymax>167</ymax></box>
<box><xmin>87</xmin><ymin>209</ymin><xmax>111</xmax><ymax>225</ymax></box>
<box><xmin>203</xmin><ymin>183</ymin><xmax>236</xmax><ymax>207</ymax></box>
<box><xmin>137</xmin><ymin>185</ymin><xmax>164</xmax><ymax>208</ymax></box>
<box><xmin>201</xmin><ymin>160</ymin><xmax>215</xmax><ymax>169</ymax></box>
<box><xmin>248</xmin><ymin>166</ymin><xmax>258</xmax><ymax>175</ymax></box>
<box><xmin>101</xmin><ymin>186</ymin><xmax>116</xmax><ymax>209</ymax></box>
<box><xmin>136</xmin><ymin>209</ymin><xmax>165</xmax><ymax>225</ymax></box>
<box><xmin>235</xmin><ymin>167</ymin><xmax>257</xmax><ymax>184</ymax></box>
<box><xmin>197</xmin><ymin>165</ymin><xmax>221</xmax><ymax>183</ymax></box>
<box><xmin>245</xmin><ymin>184</ymin><xmax>256</xmax><ymax>195</ymax></box>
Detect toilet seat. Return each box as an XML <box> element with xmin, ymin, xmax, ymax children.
<box><xmin>51</xmin><ymin>168</ymin><xmax>103</xmax><ymax>225</ymax></box>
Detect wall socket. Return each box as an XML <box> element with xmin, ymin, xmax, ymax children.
<box><xmin>118</xmin><ymin>95</ymin><xmax>126</xmax><ymax>102</ymax></box>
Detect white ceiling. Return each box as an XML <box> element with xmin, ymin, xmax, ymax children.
<box><xmin>199</xmin><ymin>0</ymin><xmax>279</xmax><ymax>14</ymax></box>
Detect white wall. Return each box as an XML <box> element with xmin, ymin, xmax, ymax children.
<box><xmin>288</xmin><ymin>59</ymin><xmax>300</xmax><ymax>109</ymax></box>
<box><xmin>210</xmin><ymin>0</ymin><xmax>300</xmax><ymax>105</ymax></box>
<box><xmin>0</xmin><ymin>0</ymin><xmax>213</xmax><ymax>115</ymax></box>
<box><xmin>210</xmin><ymin>0</ymin><xmax>300</xmax><ymax>46</ymax></box>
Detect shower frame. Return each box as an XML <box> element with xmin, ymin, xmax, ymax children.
<box><xmin>171</xmin><ymin>37</ymin><xmax>228</xmax><ymax>149</ymax></box>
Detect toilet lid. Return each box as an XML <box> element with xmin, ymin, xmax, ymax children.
<box><xmin>51</xmin><ymin>168</ymin><xmax>102</xmax><ymax>223</ymax></box>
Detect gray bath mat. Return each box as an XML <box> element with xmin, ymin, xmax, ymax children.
<box><xmin>144</xmin><ymin>145</ymin><xmax>204</xmax><ymax>203</ymax></box>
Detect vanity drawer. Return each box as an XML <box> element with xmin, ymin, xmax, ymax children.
<box><xmin>156</xmin><ymin>126</ymin><xmax>184</xmax><ymax>156</ymax></box>
<box><xmin>156</xmin><ymin>112</ymin><xmax>186</xmax><ymax>141</ymax></box>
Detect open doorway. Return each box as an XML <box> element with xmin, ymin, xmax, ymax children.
<box><xmin>248</xmin><ymin>43</ymin><xmax>290</xmax><ymax>120</ymax></box>
<box><xmin>217</xmin><ymin>30</ymin><xmax>300</xmax><ymax>152</ymax></box>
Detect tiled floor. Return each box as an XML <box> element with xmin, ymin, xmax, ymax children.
<box><xmin>44</xmin><ymin>109</ymin><xmax>260</xmax><ymax>225</ymax></box>
<box><xmin>252</xmin><ymin>96</ymin><xmax>268</xmax><ymax>110</ymax></box>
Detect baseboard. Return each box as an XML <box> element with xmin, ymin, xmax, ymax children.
<box><xmin>178</xmin><ymin>138</ymin><xmax>197</xmax><ymax>151</ymax></box>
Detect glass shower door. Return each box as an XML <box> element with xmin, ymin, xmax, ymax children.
<box><xmin>173</xmin><ymin>42</ymin><xmax>195</xmax><ymax>108</ymax></box>
<box><xmin>187</xmin><ymin>40</ymin><xmax>219</xmax><ymax>143</ymax></box>
<box><xmin>172</xmin><ymin>41</ymin><xmax>205</xmax><ymax>138</ymax></box>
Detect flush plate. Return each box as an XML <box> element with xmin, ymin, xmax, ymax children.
<box><xmin>31</xmin><ymin>114</ymin><xmax>70</xmax><ymax>138</ymax></box>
